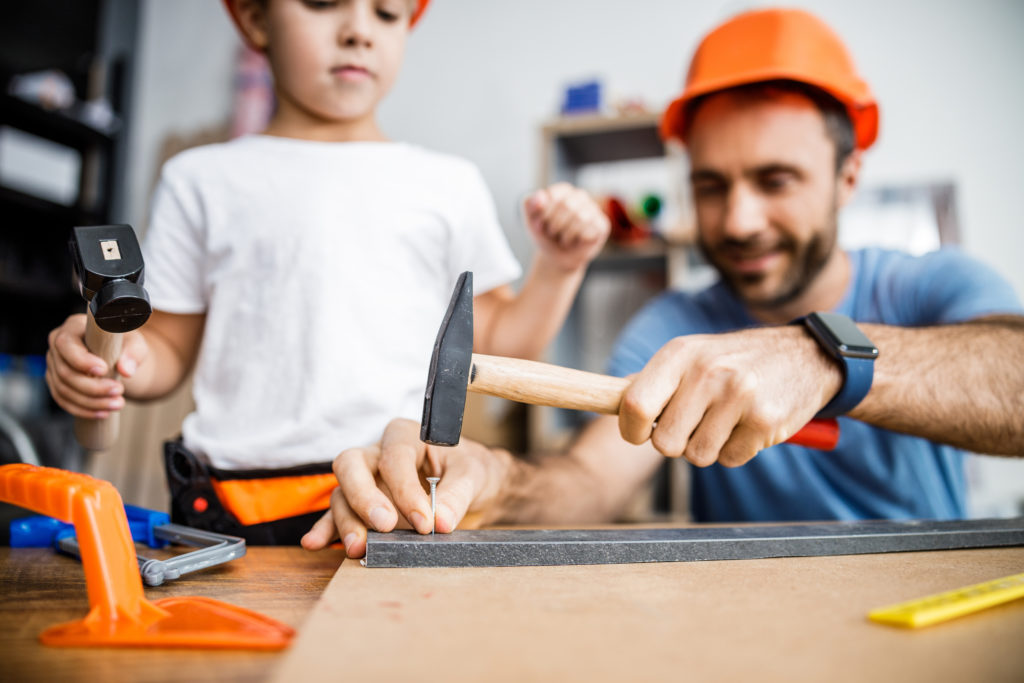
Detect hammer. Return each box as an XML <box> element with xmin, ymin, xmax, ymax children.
<box><xmin>69</xmin><ymin>225</ymin><xmax>152</xmax><ymax>451</ymax></box>
<box><xmin>421</xmin><ymin>272</ymin><xmax>839</xmax><ymax>450</ymax></box>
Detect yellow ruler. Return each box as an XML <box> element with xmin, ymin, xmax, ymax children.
<box><xmin>869</xmin><ymin>571</ymin><xmax>1024</xmax><ymax>628</ymax></box>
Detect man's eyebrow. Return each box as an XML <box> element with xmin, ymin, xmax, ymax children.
<box><xmin>690</xmin><ymin>168</ymin><xmax>726</xmax><ymax>183</ymax></box>
<box><xmin>749</xmin><ymin>163</ymin><xmax>803</xmax><ymax>177</ymax></box>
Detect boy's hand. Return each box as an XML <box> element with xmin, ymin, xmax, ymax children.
<box><xmin>524</xmin><ymin>183</ymin><xmax>610</xmax><ymax>273</ymax></box>
<box><xmin>301</xmin><ymin>418</ymin><xmax>512</xmax><ymax>558</ymax></box>
<box><xmin>45</xmin><ymin>314</ymin><xmax>149</xmax><ymax>419</ymax></box>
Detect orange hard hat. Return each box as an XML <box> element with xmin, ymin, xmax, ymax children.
<box><xmin>660</xmin><ymin>8</ymin><xmax>878</xmax><ymax>150</ymax></box>
<box><xmin>223</xmin><ymin>0</ymin><xmax>431</xmax><ymax>50</ymax></box>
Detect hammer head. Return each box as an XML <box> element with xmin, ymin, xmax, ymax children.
<box><xmin>69</xmin><ymin>224</ymin><xmax>152</xmax><ymax>333</ymax></box>
<box><xmin>421</xmin><ymin>271</ymin><xmax>474</xmax><ymax>446</ymax></box>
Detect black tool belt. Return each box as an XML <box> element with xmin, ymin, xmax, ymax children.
<box><xmin>163</xmin><ymin>439</ymin><xmax>334</xmax><ymax>546</ymax></box>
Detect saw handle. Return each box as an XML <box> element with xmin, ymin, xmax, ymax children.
<box><xmin>468</xmin><ymin>354</ymin><xmax>839</xmax><ymax>450</ymax></box>
<box><xmin>73</xmin><ymin>308</ymin><xmax>123</xmax><ymax>451</ymax></box>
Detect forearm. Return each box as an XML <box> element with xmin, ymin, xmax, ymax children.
<box><xmin>489</xmin><ymin>417</ymin><xmax>663</xmax><ymax>524</ymax></box>
<box><xmin>849</xmin><ymin>316</ymin><xmax>1024</xmax><ymax>455</ymax></box>
<box><xmin>121</xmin><ymin>330</ymin><xmax>193</xmax><ymax>400</ymax></box>
<box><xmin>477</xmin><ymin>255</ymin><xmax>585</xmax><ymax>360</ymax></box>
<box><xmin>121</xmin><ymin>311</ymin><xmax>205</xmax><ymax>401</ymax></box>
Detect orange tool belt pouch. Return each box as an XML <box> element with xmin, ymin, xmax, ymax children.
<box><xmin>163</xmin><ymin>440</ymin><xmax>336</xmax><ymax>545</ymax></box>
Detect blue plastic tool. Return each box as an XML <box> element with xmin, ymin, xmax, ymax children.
<box><xmin>10</xmin><ymin>505</ymin><xmax>245</xmax><ymax>586</ymax></box>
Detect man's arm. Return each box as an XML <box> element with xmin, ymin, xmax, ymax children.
<box><xmin>618</xmin><ymin>314</ymin><xmax>1024</xmax><ymax>465</ymax></box>
<box><xmin>850</xmin><ymin>315</ymin><xmax>1024</xmax><ymax>455</ymax></box>
<box><xmin>495</xmin><ymin>415</ymin><xmax>663</xmax><ymax>524</ymax></box>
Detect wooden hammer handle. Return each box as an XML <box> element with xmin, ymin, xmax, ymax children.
<box><xmin>468</xmin><ymin>354</ymin><xmax>628</xmax><ymax>414</ymax></box>
<box><xmin>467</xmin><ymin>353</ymin><xmax>840</xmax><ymax>450</ymax></box>
<box><xmin>73</xmin><ymin>308</ymin><xmax>122</xmax><ymax>451</ymax></box>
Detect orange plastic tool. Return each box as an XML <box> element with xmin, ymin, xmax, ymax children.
<box><xmin>0</xmin><ymin>463</ymin><xmax>294</xmax><ymax>649</ymax></box>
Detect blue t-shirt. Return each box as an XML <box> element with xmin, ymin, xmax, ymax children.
<box><xmin>607</xmin><ymin>247</ymin><xmax>1023</xmax><ymax>522</ymax></box>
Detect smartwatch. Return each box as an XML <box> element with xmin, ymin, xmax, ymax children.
<box><xmin>797</xmin><ymin>312</ymin><xmax>878</xmax><ymax>419</ymax></box>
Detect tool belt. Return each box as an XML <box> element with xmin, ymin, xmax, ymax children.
<box><xmin>163</xmin><ymin>439</ymin><xmax>336</xmax><ymax>545</ymax></box>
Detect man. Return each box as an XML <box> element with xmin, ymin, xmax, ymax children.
<box><xmin>302</xmin><ymin>8</ymin><xmax>1024</xmax><ymax>558</ymax></box>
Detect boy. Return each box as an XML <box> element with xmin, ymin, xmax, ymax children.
<box><xmin>45</xmin><ymin>0</ymin><xmax>610</xmax><ymax>543</ymax></box>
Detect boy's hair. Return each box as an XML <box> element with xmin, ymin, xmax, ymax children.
<box><xmin>685</xmin><ymin>79</ymin><xmax>856</xmax><ymax>173</ymax></box>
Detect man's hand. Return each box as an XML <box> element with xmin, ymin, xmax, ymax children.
<box><xmin>302</xmin><ymin>418</ymin><xmax>512</xmax><ymax>558</ymax></box>
<box><xmin>618</xmin><ymin>326</ymin><xmax>842</xmax><ymax>467</ymax></box>
<box><xmin>524</xmin><ymin>182</ymin><xmax>610</xmax><ymax>273</ymax></box>
<box><xmin>45</xmin><ymin>314</ymin><xmax>149</xmax><ymax>419</ymax></box>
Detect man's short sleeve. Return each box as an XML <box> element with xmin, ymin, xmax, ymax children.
<box><xmin>607</xmin><ymin>292</ymin><xmax>709</xmax><ymax>378</ymax></box>
<box><xmin>445</xmin><ymin>163</ymin><xmax>521</xmax><ymax>294</ymax></box>
<box><xmin>141</xmin><ymin>162</ymin><xmax>208</xmax><ymax>314</ymax></box>
<box><xmin>886</xmin><ymin>247</ymin><xmax>1023</xmax><ymax>324</ymax></box>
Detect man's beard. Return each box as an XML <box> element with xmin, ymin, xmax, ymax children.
<box><xmin>698</xmin><ymin>213</ymin><xmax>838</xmax><ymax>310</ymax></box>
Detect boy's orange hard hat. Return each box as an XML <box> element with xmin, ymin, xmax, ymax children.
<box><xmin>660</xmin><ymin>8</ymin><xmax>879</xmax><ymax>150</ymax></box>
<box><xmin>223</xmin><ymin>0</ymin><xmax>431</xmax><ymax>50</ymax></box>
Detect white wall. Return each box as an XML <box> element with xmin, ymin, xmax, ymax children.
<box><xmin>126</xmin><ymin>0</ymin><xmax>237</xmax><ymax>231</ymax></box>
<box><xmin>125</xmin><ymin>0</ymin><xmax>1024</xmax><ymax>515</ymax></box>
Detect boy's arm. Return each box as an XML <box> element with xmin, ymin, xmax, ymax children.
<box><xmin>121</xmin><ymin>310</ymin><xmax>206</xmax><ymax>399</ymax></box>
<box><xmin>45</xmin><ymin>310</ymin><xmax>204</xmax><ymax>418</ymax></box>
<box><xmin>474</xmin><ymin>183</ymin><xmax>609</xmax><ymax>360</ymax></box>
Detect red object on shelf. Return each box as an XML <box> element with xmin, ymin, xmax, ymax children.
<box><xmin>603</xmin><ymin>196</ymin><xmax>650</xmax><ymax>244</ymax></box>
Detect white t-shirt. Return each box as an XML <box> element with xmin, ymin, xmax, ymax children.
<box><xmin>143</xmin><ymin>135</ymin><xmax>521</xmax><ymax>470</ymax></box>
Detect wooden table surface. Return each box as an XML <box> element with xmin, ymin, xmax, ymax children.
<box><xmin>3</xmin><ymin>541</ymin><xmax>1024</xmax><ymax>682</ymax></box>
<box><xmin>0</xmin><ymin>546</ymin><xmax>345</xmax><ymax>683</ymax></box>
<box><xmin>274</xmin><ymin>546</ymin><xmax>1024</xmax><ymax>683</ymax></box>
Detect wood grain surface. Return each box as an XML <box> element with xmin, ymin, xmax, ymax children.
<box><xmin>0</xmin><ymin>546</ymin><xmax>344</xmax><ymax>683</ymax></box>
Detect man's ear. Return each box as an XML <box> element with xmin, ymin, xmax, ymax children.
<box><xmin>225</xmin><ymin>0</ymin><xmax>270</xmax><ymax>52</ymax></box>
<box><xmin>835</xmin><ymin>150</ymin><xmax>862</xmax><ymax>209</ymax></box>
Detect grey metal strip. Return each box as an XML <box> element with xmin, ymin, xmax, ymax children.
<box><xmin>364</xmin><ymin>518</ymin><xmax>1024</xmax><ymax>568</ymax></box>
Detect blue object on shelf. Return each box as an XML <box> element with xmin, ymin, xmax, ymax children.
<box><xmin>562</xmin><ymin>80</ymin><xmax>602</xmax><ymax>114</ymax></box>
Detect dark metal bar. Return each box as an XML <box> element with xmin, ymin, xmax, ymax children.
<box><xmin>364</xmin><ymin>518</ymin><xmax>1024</xmax><ymax>568</ymax></box>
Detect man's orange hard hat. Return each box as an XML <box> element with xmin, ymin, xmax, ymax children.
<box><xmin>223</xmin><ymin>0</ymin><xmax>431</xmax><ymax>50</ymax></box>
<box><xmin>660</xmin><ymin>8</ymin><xmax>879</xmax><ymax>150</ymax></box>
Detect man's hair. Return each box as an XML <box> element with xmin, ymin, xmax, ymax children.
<box><xmin>686</xmin><ymin>80</ymin><xmax>856</xmax><ymax>172</ymax></box>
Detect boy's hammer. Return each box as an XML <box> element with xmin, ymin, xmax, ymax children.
<box><xmin>420</xmin><ymin>272</ymin><xmax>839</xmax><ymax>450</ymax></box>
<box><xmin>69</xmin><ymin>225</ymin><xmax>152</xmax><ymax>451</ymax></box>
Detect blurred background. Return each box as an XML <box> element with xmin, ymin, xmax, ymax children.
<box><xmin>1</xmin><ymin>0</ymin><xmax>1022</xmax><ymax>520</ymax></box>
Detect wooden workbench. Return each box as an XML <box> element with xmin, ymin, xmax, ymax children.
<box><xmin>0</xmin><ymin>546</ymin><xmax>344</xmax><ymax>683</ymax></box>
<box><xmin>2</xmin><ymin>542</ymin><xmax>1023</xmax><ymax>682</ymax></box>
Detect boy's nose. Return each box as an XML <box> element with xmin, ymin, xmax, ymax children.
<box><xmin>338</xmin><ymin>1</ymin><xmax>375</xmax><ymax>47</ymax></box>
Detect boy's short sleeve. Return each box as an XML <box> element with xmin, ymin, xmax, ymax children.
<box><xmin>445</xmin><ymin>163</ymin><xmax>522</xmax><ymax>294</ymax></box>
<box><xmin>141</xmin><ymin>164</ymin><xmax>208</xmax><ymax>314</ymax></box>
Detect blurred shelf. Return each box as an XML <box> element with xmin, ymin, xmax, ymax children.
<box><xmin>0</xmin><ymin>94</ymin><xmax>115</xmax><ymax>149</ymax></box>
<box><xmin>541</xmin><ymin>112</ymin><xmax>665</xmax><ymax>167</ymax></box>
<box><xmin>592</xmin><ymin>239</ymin><xmax>672</xmax><ymax>273</ymax></box>
<box><xmin>0</xmin><ymin>0</ymin><xmax>137</xmax><ymax>357</ymax></box>
<box><xmin>0</xmin><ymin>274</ymin><xmax>74</xmax><ymax>302</ymax></box>
<box><xmin>0</xmin><ymin>185</ymin><xmax>103</xmax><ymax>225</ymax></box>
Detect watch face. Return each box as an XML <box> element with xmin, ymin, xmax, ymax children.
<box><xmin>809</xmin><ymin>312</ymin><xmax>879</xmax><ymax>359</ymax></box>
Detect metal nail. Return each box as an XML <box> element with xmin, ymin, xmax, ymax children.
<box><xmin>426</xmin><ymin>477</ymin><xmax>440</xmax><ymax>534</ymax></box>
